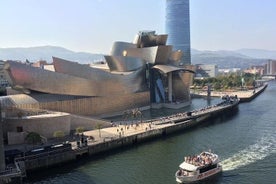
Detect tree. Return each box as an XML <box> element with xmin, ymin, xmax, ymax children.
<box><xmin>95</xmin><ymin>122</ymin><xmax>103</xmax><ymax>138</ymax></box>
<box><xmin>25</xmin><ymin>132</ymin><xmax>42</xmax><ymax>145</ymax></box>
<box><xmin>123</xmin><ymin>110</ymin><xmax>131</xmax><ymax>122</ymax></box>
<box><xmin>53</xmin><ymin>130</ymin><xmax>65</xmax><ymax>141</ymax></box>
<box><xmin>193</xmin><ymin>73</ymin><xmax>257</xmax><ymax>91</ymax></box>
<box><xmin>213</xmin><ymin>82</ymin><xmax>221</xmax><ymax>91</ymax></box>
<box><xmin>75</xmin><ymin>126</ymin><xmax>85</xmax><ymax>135</ymax></box>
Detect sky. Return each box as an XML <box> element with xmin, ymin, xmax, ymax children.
<box><xmin>0</xmin><ymin>0</ymin><xmax>276</xmax><ymax>54</ymax></box>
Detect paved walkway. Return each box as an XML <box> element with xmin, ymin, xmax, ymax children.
<box><xmin>191</xmin><ymin>85</ymin><xmax>266</xmax><ymax>99</ymax></box>
<box><xmin>78</xmin><ymin>100</ymin><xmax>236</xmax><ymax>147</ymax></box>
<box><xmin>82</xmin><ymin>121</ymin><xmax>173</xmax><ymax>146</ymax></box>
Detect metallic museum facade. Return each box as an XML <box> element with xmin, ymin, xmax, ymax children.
<box><xmin>166</xmin><ymin>0</ymin><xmax>191</xmax><ymax>65</ymax></box>
<box><xmin>1</xmin><ymin>31</ymin><xmax>195</xmax><ymax>118</ymax></box>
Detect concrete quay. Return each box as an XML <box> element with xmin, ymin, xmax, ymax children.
<box><xmin>238</xmin><ymin>83</ymin><xmax>268</xmax><ymax>102</ymax></box>
<box><xmin>76</xmin><ymin>98</ymin><xmax>239</xmax><ymax>156</ymax></box>
<box><xmin>191</xmin><ymin>83</ymin><xmax>268</xmax><ymax>102</ymax></box>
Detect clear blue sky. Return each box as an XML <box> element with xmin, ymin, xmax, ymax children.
<box><xmin>1</xmin><ymin>0</ymin><xmax>276</xmax><ymax>54</ymax></box>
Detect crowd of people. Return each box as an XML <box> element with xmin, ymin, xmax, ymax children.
<box><xmin>184</xmin><ymin>152</ymin><xmax>216</xmax><ymax>167</ymax></box>
<box><xmin>151</xmin><ymin>97</ymin><xmax>238</xmax><ymax>125</ymax></box>
<box><xmin>109</xmin><ymin>97</ymin><xmax>239</xmax><ymax>139</ymax></box>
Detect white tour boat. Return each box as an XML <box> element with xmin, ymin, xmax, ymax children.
<box><xmin>175</xmin><ymin>151</ymin><xmax>222</xmax><ymax>183</ymax></box>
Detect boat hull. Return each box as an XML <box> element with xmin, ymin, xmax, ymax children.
<box><xmin>176</xmin><ymin>165</ymin><xmax>222</xmax><ymax>183</ymax></box>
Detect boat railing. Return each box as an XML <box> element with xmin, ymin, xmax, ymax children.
<box><xmin>178</xmin><ymin>169</ymin><xmax>197</xmax><ymax>177</ymax></box>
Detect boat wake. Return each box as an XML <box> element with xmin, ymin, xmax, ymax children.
<box><xmin>221</xmin><ymin>135</ymin><xmax>276</xmax><ymax>171</ymax></box>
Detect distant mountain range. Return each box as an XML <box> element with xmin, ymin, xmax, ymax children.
<box><xmin>191</xmin><ymin>48</ymin><xmax>276</xmax><ymax>69</ymax></box>
<box><xmin>1</xmin><ymin>46</ymin><xmax>276</xmax><ymax>69</ymax></box>
<box><xmin>235</xmin><ymin>49</ymin><xmax>276</xmax><ymax>59</ymax></box>
<box><xmin>0</xmin><ymin>46</ymin><xmax>104</xmax><ymax>64</ymax></box>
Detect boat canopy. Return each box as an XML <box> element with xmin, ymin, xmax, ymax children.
<box><xmin>179</xmin><ymin>162</ymin><xmax>198</xmax><ymax>171</ymax></box>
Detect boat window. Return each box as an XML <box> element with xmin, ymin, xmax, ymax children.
<box><xmin>199</xmin><ymin>164</ymin><xmax>217</xmax><ymax>173</ymax></box>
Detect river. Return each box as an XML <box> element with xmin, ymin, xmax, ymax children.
<box><xmin>26</xmin><ymin>81</ymin><xmax>276</xmax><ymax>184</ymax></box>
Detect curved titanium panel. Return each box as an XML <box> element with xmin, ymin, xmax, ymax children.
<box><xmin>172</xmin><ymin>71</ymin><xmax>195</xmax><ymax>101</ymax></box>
<box><xmin>104</xmin><ymin>55</ymin><xmax>143</xmax><ymax>72</ymax></box>
<box><xmin>180</xmin><ymin>65</ymin><xmax>196</xmax><ymax>87</ymax></box>
<box><xmin>125</xmin><ymin>45</ymin><xmax>172</xmax><ymax>65</ymax></box>
<box><xmin>183</xmin><ymin>65</ymin><xmax>196</xmax><ymax>74</ymax></box>
<box><xmin>110</xmin><ymin>42</ymin><xmax>137</xmax><ymax>56</ymax></box>
<box><xmin>169</xmin><ymin>50</ymin><xmax>183</xmax><ymax>63</ymax></box>
<box><xmin>5</xmin><ymin>61</ymin><xmax>101</xmax><ymax>96</ymax></box>
<box><xmin>172</xmin><ymin>72</ymin><xmax>191</xmax><ymax>101</ymax></box>
<box><xmin>125</xmin><ymin>46</ymin><xmax>158</xmax><ymax>64</ymax></box>
<box><xmin>5</xmin><ymin>60</ymin><xmax>147</xmax><ymax>97</ymax></box>
<box><xmin>134</xmin><ymin>33</ymin><xmax>168</xmax><ymax>48</ymax></box>
<box><xmin>153</xmin><ymin>65</ymin><xmax>187</xmax><ymax>74</ymax></box>
<box><xmin>156</xmin><ymin>34</ymin><xmax>168</xmax><ymax>45</ymax></box>
<box><xmin>154</xmin><ymin>64</ymin><xmax>195</xmax><ymax>101</ymax></box>
<box><xmin>53</xmin><ymin>57</ymin><xmax>148</xmax><ymax>93</ymax></box>
<box><xmin>155</xmin><ymin>45</ymin><xmax>172</xmax><ymax>64</ymax></box>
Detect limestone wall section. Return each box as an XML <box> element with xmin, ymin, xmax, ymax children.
<box><xmin>70</xmin><ymin>115</ymin><xmax>111</xmax><ymax>131</ymax></box>
<box><xmin>4</xmin><ymin>114</ymin><xmax>71</xmax><ymax>139</ymax></box>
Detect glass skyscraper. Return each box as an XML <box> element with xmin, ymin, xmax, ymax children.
<box><xmin>166</xmin><ymin>0</ymin><xmax>191</xmax><ymax>65</ymax></box>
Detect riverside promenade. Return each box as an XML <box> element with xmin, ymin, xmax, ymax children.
<box><xmin>0</xmin><ymin>98</ymin><xmax>239</xmax><ymax>183</ymax></box>
<box><xmin>74</xmin><ymin>98</ymin><xmax>239</xmax><ymax>155</ymax></box>
<box><xmin>191</xmin><ymin>83</ymin><xmax>268</xmax><ymax>102</ymax></box>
